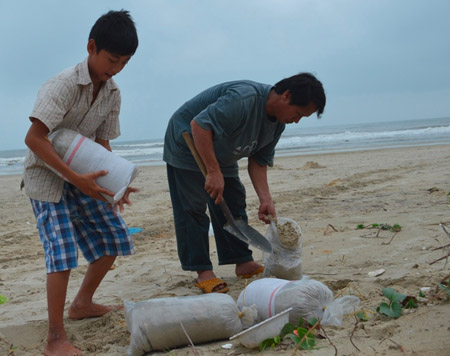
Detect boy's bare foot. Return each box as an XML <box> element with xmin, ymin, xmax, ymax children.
<box><xmin>235</xmin><ymin>261</ymin><xmax>263</xmax><ymax>277</ymax></box>
<box><xmin>45</xmin><ymin>336</ymin><xmax>82</xmax><ymax>356</ymax></box>
<box><xmin>68</xmin><ymin>302</ymin><xmax>122</xmax><ymax>320</ymax></box>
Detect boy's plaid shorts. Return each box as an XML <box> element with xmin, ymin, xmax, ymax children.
<box><xmin>30</xmin><ymin>182</ymin><xmax>135</xmax><ymax>273</ymax></box>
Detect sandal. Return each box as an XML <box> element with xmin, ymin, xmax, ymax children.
<box><xmin>195</xmin><ymin>277</ymin><xmax>229</xmax><ymax>293</ymax></box>
<box><xmin>237</xmin><ymin>265</ymin><xmax>264</xmax><ymax>279</ymax></box>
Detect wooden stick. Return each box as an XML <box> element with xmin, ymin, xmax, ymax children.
<box><xmin>179</xmin><ymin>321</ymin><xmax>200</xmax><ymax>356</ymax></box>
<box><xmin>320</xmin><ymin>326</ymin><xmax>338</xmax><ymax>356</ymax></box>
<box><xmin>429</xmin><ymin>253</ymin><xmax>450</xmax><ymax>265</ymax></box>
<box><xmin>349</xmin><ymin>314</ymin><xmax>361</xmax><ymax>352</ymax></box>
<box><xmin>382</xmin><ymin>232</ymin><xmax>398</xmax><ymax>245</ymax></box>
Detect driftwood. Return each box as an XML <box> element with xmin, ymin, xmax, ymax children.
<box><xmin>429</xmin><ymin>223</ymin><xmax>450</xmax><ymax>267</ymax></box>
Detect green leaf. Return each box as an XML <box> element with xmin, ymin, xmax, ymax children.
<box><xmin>290</xmin><ymin>327</ymin><xmax>316</xmax><ymax>350</ymax></box>
<box><xmin>390</xmin><ymin>302</ymin><xmax>402</xmax><ymax>318</ymax></box>
<box><xmin>419</xmin><ymin>290</ymin><xmax>425</xmax><ymax>298</ymax></box>
<box><xmin>356</xmin><ymin>310</ymin><xmax>369</xmax><ymax>321</ymax></box>
<box><xmin>376</xmin><ymin>302</ymin><xmax>392</xmax><ymax>316</ymax></box>
<box><xmin>382</xmin><ymin>287</ymin><xmax>406</xmax><ymax>303</ymax></box>
<box><xmin>356</xmin><ymin>224</ymin><xmax>365</xmax><ymax>230</ymax></box>
<box><xmin>438</xmin><ymin>279</ymin><xmax>450</xmax><ymax>295</ymax></box>
<box><xmin>260</xmin><ymin>337</ymin><xmax>278</xmax><ymax>351</ymax></box>
<box><xmin>403</xmin><ymin>298</ymin><xmax>417</xmax><ymax>309</ymax></box>
<box><xmin>0</xmin><ymin>295</ymin><xmax>8</xmax><ymax>304</ymax></box>
<box><xmin>280</xmin><ymin>322</ymin><xmax>295</xmax><ymax>339</ymax></box>
<box><xmin>307</xmin><ymin>318</ymin><xmax>318</xmax><ymax>327</ymax></box>
<box><xmin>372</xmin><ymin>223</ymin><xmax>380</xmax><ymax>228</ymax></box>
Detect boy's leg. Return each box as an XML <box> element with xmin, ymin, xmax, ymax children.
<box><xmin>68</xmin><ymin>255</ymin><xmax>119</xmax><ymax>319</ymax></box>
<box><xmin>67</xmin><ymin>183</ymin><xmax>135</xmax><ymax>319</ymax></box>
<box><xmin>46</xmin><ymin>270</ymin><xmax>82</xmax><ymax>356</ymax></box>
<box><xmin>30</xmin><ymin>195</ymin><xmax>82</xmax><ymax>355</ymax></box>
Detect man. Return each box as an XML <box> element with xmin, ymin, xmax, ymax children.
<box><xmin>163</xmin><ymin>73</ymin><xmax>325</xmax><ymax>293</ymax></box>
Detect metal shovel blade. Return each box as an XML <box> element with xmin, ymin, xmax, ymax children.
<box><xmin>219</xmin><ymin>200</ymin><xmax>273</xmax><ymax>253</ymax></box>
<box><xmin>223</xmin><ymin>218</ymin><xmax>273</xmax><ymax>253</ymax></box>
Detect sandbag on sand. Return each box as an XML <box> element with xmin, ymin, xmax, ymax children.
<box><xmin>237</xmin><ymin>277</ymin><xmax>360</xmax><ymax>327</ymax></box>
<box><xmin>48</xmin><ymin>128</ymin><xmax>139</xmax><ymax>203</ymax></box>
<box><xmin>124</xmin><ymin>294</ymin><xmax>257</xmax><ymax>355</ymax></box>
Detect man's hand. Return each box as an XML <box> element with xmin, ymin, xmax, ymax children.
<box><xmin>205</xmin><ymin>170</ymin><xmax>224</xmax><ymax>204</ymax></box>
<box><xmin>258</xmin><ymin>199</ymin><xmax>277</xmax><ymax>224</ymax></box>
<box><xmin>114</xmin><ymin>186</ymin><xmax>139</xmax><ymax>213</ymax></box>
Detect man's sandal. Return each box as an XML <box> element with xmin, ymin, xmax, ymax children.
<box><xmin>195</xmin><ymin>277</ymin><xmax>229</xmax><ymax>293</ymax></box>
<box><xmin>237</xmin><ymin>265</ymin><xmax>264</xmax><ymax>279</ymax></box>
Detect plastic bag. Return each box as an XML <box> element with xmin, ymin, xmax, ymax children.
<box><xmin>237</xmin><ymin>277</ymin><xmax>360</xmax><ymax>327</ymax></box>
<box><xmin>263</xmin><ymin>217</ymin><xmax>303</xmax><ymax>280</ymax></box>
<box><xmin>124</xmin><ymin>294</ymin><xmax>257</xmax><ymax>355</ymax></box>
<box><xmin>48</xmin><ymin>128</ymin><xmax>139</xmax><ymax>203</ymax></box>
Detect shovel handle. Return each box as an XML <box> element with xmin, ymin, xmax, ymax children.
<box><xmin>182</xmin><ymin>131</ymin><xmax>236</xmax><ymax>223</ymax></box>
<box><xmin>182</xmin><ymin>131</ymin><xmax>208</xmax><ymax>177</ymax></box>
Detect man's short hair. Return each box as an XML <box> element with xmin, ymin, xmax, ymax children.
<box><xmin>274</xmin><ymin>73</ymin><xmax>326</xmax><ymax>117</ymax></box>
<box><xmin>89</xmin><ymin>9</ymin><xmax>138</xmax><ymax>56</ymax></box>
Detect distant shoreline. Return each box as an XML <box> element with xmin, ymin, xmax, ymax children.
<box><xmin>4</xmin><ymin>142</ymin><xmax>450</xmax><ymax>178</ymax></box>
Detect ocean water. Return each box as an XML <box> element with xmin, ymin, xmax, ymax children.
<box><xmin>2</xmin><ymin>117</ymin><xmax>450</xmax><ymax>176</ymax></box>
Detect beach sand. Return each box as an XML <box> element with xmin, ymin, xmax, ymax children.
<box><xmin>1</xmin><ymin>144</ymin><xmax>450</xmax><ymax>355</ymax></box>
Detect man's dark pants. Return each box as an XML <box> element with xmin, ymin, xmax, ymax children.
<box><xmin>166</xmin><ymin>164</ymin><xmax>254</xmax><ymax>271</ymax></box>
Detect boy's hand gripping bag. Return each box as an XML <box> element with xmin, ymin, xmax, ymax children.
<box><xmin>264</xmin><ymin>217</ymin><xmax>303</xmax><ymax>280</ymax></box>
<box><xmin>48</xmin><ymin>128</ymin><xmax>139</xmax><ymax>204</ymax></box>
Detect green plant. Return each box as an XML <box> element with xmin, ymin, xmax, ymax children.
<box><xmin>260</xmin><ymin>317</ymin><xmax>317</xmax><ymax>351</ymax></box>
<box><xmin>438</xmin><ymin>278</ymin><xmax>450</xmax><ymax>295</ymax></box>
<box><xmin>356</xmin><ymin>310</ymin><xmax>370</xmax><ymax>321</ymax></box>
<box><xmin>289</xmin><ymin>326</ymin><xmax>316</xmax><ymax>350</ymax></box>
<box><xmin>356</xmin><ymin>223</ymin><xmax>402</xmax><ymax>232</ymax></box>
<box><xmin>0</xmin><ymin>295</ymin><xmax>8</xmax><ymax>304</ymax></box>
<box><xmin>376</xmin><ymin>287</ymin><xmax>407</xmax><ymax>318</ymax></box>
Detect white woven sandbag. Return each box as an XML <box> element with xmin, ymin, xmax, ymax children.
<box><xmin>124</xmin><ymin>294</ymin><xmax>256</xmax><ymax>355</ymax></box>
<box><xmin>264</xmin><ymin>217</ymin><xmax>303</xmax><ymax>280</ymax></box>
<box><xmin>48</xmin><ymin>128</ymin><xmax>138</xmax><ymax>203</ymax></box>
<box><xmin>238</xmin><ymin>277</ymin><xmax>360</xmax><ymax>327</ymax></box>
<box><xmin>237</xmin><ymin>278</ymin><xmax>290</xmax><ymax>321</ymax></box>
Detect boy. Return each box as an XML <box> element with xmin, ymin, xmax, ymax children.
<box><xmin>22</xmin><ymin>10</ymin><xmax>138</xmax><ymax>356</ymax></box>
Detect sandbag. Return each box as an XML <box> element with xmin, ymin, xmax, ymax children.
<box><xmin>124</xmin><ymin>294</ymin><xmax>257</xmax><ymax>355</ymax></box>
<box><xmin>264</xmin><ymin>217</ymin><xmax>303</xmax><ymax>280</ymax></box>
<box><xmin>237</xmin><ymin>277</ymin><xmax>360</xmax><ymax>326</ymax></box>
<box><xmin>48</xmin><ymin>128</ymin><xmax>139</xmax><ymax>203</ymax></box>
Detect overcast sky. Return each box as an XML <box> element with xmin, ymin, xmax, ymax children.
<box><xmin>1</xmin><ymin>0</ymin><xmax>449</xmax><ymax>150</ymax></box>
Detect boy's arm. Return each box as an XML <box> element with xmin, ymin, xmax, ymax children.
<box><xmin>95</xmin><ymin>137</ymin><xmax>112</xmax><ymax>151</ymax></box>
<box><xmin>25</xmin><ymin>118</ymin><xmax>114</xmax><ymax>201</ymax></box>
<box><xmin>94</xmin><ymin>136</ymin><xmax>139</xmax><ymax>212</ymax></box>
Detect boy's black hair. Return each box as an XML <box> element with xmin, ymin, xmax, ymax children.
<box><xmin>89</xmin><ymin>9</ymin><xmax>138</xmax><ymax>56</ymax></box>
<box><xmin>273</xmin><ymin>72</ymin><xmax>326</xmax><ymax>117</ymax></box>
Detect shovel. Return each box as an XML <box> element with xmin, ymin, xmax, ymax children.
<box><xmin>182</xmin><ymin>131</ymin><xmax>273</xmax><ymax>253</ymax></box>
